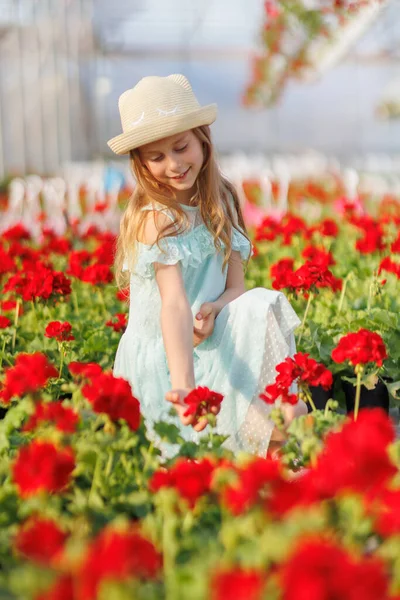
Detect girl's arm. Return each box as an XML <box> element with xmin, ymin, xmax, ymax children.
<box><xmin>138</xmin><ymin>210</ymin><xmax>195</xmax><ymax>390</ymax></box>
<box><xmin>155</xmin><ymin>262</ymin><xmax>195</xmax><ymax>390</ymax></box>
<box><xmin>210</xmin><ymin>250</ymin><xmax>246</xmax><ymax>316</ymax></box>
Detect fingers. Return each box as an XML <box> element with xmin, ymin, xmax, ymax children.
<box><xmin>196</xmin><ymin>303</ymin><xmax>214</xmax><ymax>320</ymax></box>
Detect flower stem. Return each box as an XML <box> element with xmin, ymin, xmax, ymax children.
<box><xmin>298</xmin><ymin>292</ymin><xmax>313</xmax><ymax>345</ymax></box>
<box><xmin>354</xmin><ymin>368</ymin><xmax>362</xmax><ymax>421</ymax></box>
<box><xmin>304</xmin><ymin>387</ymin><xmax>317</xmax><ymax>412</ymax></box>
<box><xmin>88</xmin><ymin>453</ymin><xmax>101</xmax><ymax>507</ymax></box>
<box><xmin>97</xmin><ymin>289</ymin><xmax>108</xmax><ymax>318</ymax></box>
<box><xmin>72</xmin><ymin>290</ymin><xmax>80</xmax><ymax>316</ymax></box>
<box><xmin>338</xmin><ymin>274</ymin><xmax>350</xmax><ymax>315</ymax></box>
<box><xmin>11</xmin><ymin>299</ymin><xmax>20</xmax><ymax>352</ymax></box>
<box><xmin>0</xmin><ymin>337</ymin><xmax>6</xmax><ymax>370</ymax></box>
<box><xmin>58</xmin><ymin>344</ymin><xmax>65</xmax><ymax>378</ymax></box>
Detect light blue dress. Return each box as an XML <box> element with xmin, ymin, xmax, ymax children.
<box><xmin>113</xmin><ymin>202</ymin><xmax>301</xmax><ymax>457</ymax></box>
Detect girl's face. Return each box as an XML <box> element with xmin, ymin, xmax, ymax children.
<box><xmin>139</xmin><ymin>130</ymin><xmax>204</xmax><ymax>202</ymax></box>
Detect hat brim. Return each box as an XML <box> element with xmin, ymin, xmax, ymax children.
<box><xmin>107</xmin><ymin>104</ymin><xmax>217</xmax><ymax>155</ymax></box>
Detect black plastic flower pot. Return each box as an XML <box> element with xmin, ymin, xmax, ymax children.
<box><xmin>341</xmin><ymin>379</ymin><xmax>389</xmax><ymax>414</ymax></box>
<box><xmin>307</xmin><ymin>384</ymin><xmax>334</xmax><ymax>413</ymax></box>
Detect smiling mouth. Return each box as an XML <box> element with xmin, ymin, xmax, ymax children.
<box><xmin>171</xmin><ymin>167</ymin><xmax>190</xmax><ymax>180</ymax></box>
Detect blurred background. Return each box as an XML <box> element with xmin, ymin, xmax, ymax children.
<box><xmin>0</xmin><ymin>0</ymin><xmax>399</xmax><ymax>228</ymax></box>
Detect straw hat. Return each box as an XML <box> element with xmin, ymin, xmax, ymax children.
<box><xmin>107</xmin><ymin>74</ymin><xmax>218</xmax><ymax>155</ymax></box>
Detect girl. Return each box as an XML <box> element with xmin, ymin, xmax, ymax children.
<box><xmin>108</xmin><ymin>74</ymin><xmax>306</xmax><ymax>458</ymax></box>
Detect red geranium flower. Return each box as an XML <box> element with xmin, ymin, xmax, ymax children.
<box><xmin>332</xmin><ymin>329</ymin><xmax>388</xmax><ymax>367</ymax></box>
<box><xmin>391</xmin><ymin>232</ymin><xmax>400</xmax><ymax>253</ymax></box>
<box><xmin>80</xmin><ymin>263</ymin><xmax>113</xmax><ymax>286</ymax></box>
<box><xmin>183</xmin><ymin>386</ymin><xmax>224</xmax><ymax>425</ymax></box>
<box><xmin>68</xmin><ymin>361</ymin><xmax>103</xmax><ymax>380</ymax></box>
<box><xmin>149</xmin><ymin>457</ymin><xmax>215</xmax><ymax>507</ymax></box>
<box><xmin>378</xmin><ymin>257</ymin><xmax>400</xmax><ymax>279</ymax></box>
<box><xmin>260</xmin><ymin>382</ymin><xmax>298</xmax><ymax>405</ymax></box>
<box><xmin>79</xmin><ymin>527</ymin><xmax>162</xmax><ymax>599</ymax></box>
<box><xmin>317</xmin><ymin>218</ymin><xmax>339</xmax><ymax>237</ymax></box>
<box><xmin>116</xmin><ymin>288</ymin><xmax>130</xmax><ymax>302</ymax></box>
<box><xmin>2</xmin><ymin>223</ymin><xmax>31</xmax><ymax>241</ymax></box>
<box><xmin>106</xmin><ymin>313</ymin><xmax>127</xmax><ymax>332</ymax></box>
<box><xmin>219</xmin><ymin>457</ymin><xmax>283</xmax><ymax>515</ymax></box>
<box><xmin>0</xmin><ymin>352</ymin><xmax>58</xmax><ymax>404</ymax></box>
<box><xmin>0</xmin><ymin>315</ymin><xmax>11</xmax><ymax>328</ymax></box>
<box><xmin>82</xmin><ymin>372</ymin><xmax>141</xmax><ymax>431</ymax></box>
<box><xmin>14</xmin><ymin>516</ymin><xmax>67</xmax><ymax>565</ymax></box>
<box><xmin>45</xmin><ymin>321</ymin><xmax>75</xmax><ymax>342</ymax></box>
<box><xmin>23</xmin><ymin>401</ymin><xmax>79</xmax><ymax>433</ymax></box>
<box><xmin>371</xmin><ymin>488</ymin><xmax>400</xmax><ymax>537</ymax></box>
<box><xmin>211</xmin><ymin>568</ymin><xmax>265</xmax><ymax>600</ymax></box>
<box><xmin>13</xmin><ymin>440</ymin><xmax>75</xmax><ymax>497</ymax></box>
<box><xmin>281</xmin><ymin>537</ymin><xmax>390</xmax><ymax>600</ymax></box>
<box><xmin>67</xmin><ymin>250</ymin><xmax>93</xmax><ymax>279</ymax></box>
<box><xmin>0</xmin><ymin>246</ymin><xmax>17</xmax><ymax>274</ymax></box>
<box><xmin>1</xmin><ymin>300</ymin><xmax>24</xmax><ymax>315</ymax></box>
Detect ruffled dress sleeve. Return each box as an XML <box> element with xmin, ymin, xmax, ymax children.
<box><xmin>125</xmin><ymin>225</ymin><xmax>218</xmax><ymax>279</ymax></box>
<box><xmin>228</xmin><ymin>193</ymin><xmax>253</xmax><ymax>261</ymax></box>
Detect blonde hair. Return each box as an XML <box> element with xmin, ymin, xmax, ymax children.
<box><xmin>114</xmin><ymin>125</ymin><xmax>250</xmax><ymax>289</ymax></box>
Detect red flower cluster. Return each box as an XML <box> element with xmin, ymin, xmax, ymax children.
<box><xmin>14</xmin><ymin>516</ymin><xmax>67</xmax><ymax>566</ymax></box>
<box><xmin>2</xmin><ymin>223</ymin><xmax>31</xmax><ymax>241</ymax></box>
<box><xmin>67</xmin><ymin>250</ymin><xmax>92</xmax><ymax>278</ymax></box>
<box><xmin>116</xmin><ymin>287</ymin><xmax>130</xmax><ymax>302</ymax></box>
<box><xmin>13</xmin><ymin>440</ymin><xmax>75</xmax><ymax>497</ymax></box>
<box><xmin>281</xmin><ymin>537</ymin><xmax>390</xmax><ymax>600</ymax></box>
<box><xmin>106</xmin><ymin>313</ymin><xmax>127</xmax><ymax>332</ymax></box>
<box><xmin>379</xmin><ymin>257</ymin><xmax>400</xmax><ymax>279</ymax></box>
<box><xmin>1</xmin><ymin>300</ymin><xmax>23</xmax><ymax>315</ymax></box>
<box><xmin>45</xmin><ymin>321</ymin><xmax>75</xmax><ymax>342</ymax></box>
<box><xmin>352</xmin><ymin>216</ymin><xmax>386</xmax><ymax>254</ymax></box>
<box><xmin>80</xmin><ymin>263</ymin><xmax>113</xmax><ymax>286</ymax></box>
<box><xmin>211</xmin><ymin>568</ymin><xmax>265</xmax><ymax>600</ymax></box>
<box><xmin>0</xmin><ymin>246</ymin><xmax>16</xmax><ymax>274</ymax></box>
<box><xmin>217</xmin><ymin>457</ymin><xmax>282</xmax><ymax>515</ymax></box>
<box><xmin>270</xmin><ymin>258</ymin><xmax>342</xmax><ymax>294</ymax></box>
<box><xmin>391</xmin><ymin>231</ymin><xmax>400</xmax><ymax>253</ymax></box>
<box><xmin>82</xmin><ymin>372</ymin><xmax>141</xmax><ymax>431</ymax></box>
<box><xmin>256</xmin><ymin>214</ymin><xmax>311</xmax><ymax>245</ymax></box>
<box><xmin>0</xmin><ymin>315</ymin><xmax>11</xmax><ymax>328</ymax></box>
<box><xmin>260</xmin><ymin>352</ymin><xmax>332</xmax><ymax>406</ymax></box>
<box><xmin>0</xmin><ymin>352</ymin><xmax>58</xmax><ymax>404</ymax></box>
<box><xmin>332</xmin><ymin>328</ymin><xmax>388</xmax><ymax>367</ymax></box>
<box><xmin>23</xmin><ymin>401</ymin><xmax>79</xmax><ymax>433</ymax></box>
<box><xmin>267</xmin><ymin>409</ymin><xmax>396</xmax><ymax>516</ymax></box>
<box><xmin>4</xmin><ymin>264</ymin><xmax>71</xmax><ymax>302</ymax></box>
<box><xmin>183</xmin><ymin>386</ymin><xmax>224</xmax><ymax>425</ymax></box>
<box><xmin>149</xmin><ymin>457</ymin><xmax>215</xmax><ymax>507</ymax></box>
<box><xmin>79</xmin><ymin>526</ymin><xmax>162</xmax><ymax>599</ymax></box>
<box><xmin>68</xmin><ymin>361</ymin><xmax>103</xmax><ymax>380</ymax></box>
<box><xmin>301</xmin><ymin>245</ymin><xmax>335</xmax><ymax>268</ymax></box>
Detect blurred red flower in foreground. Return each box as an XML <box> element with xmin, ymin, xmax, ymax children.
<box><xmin>68</xmin><ymin>361</ymin><xmax>103</xmax><ymax>380</ymax></box>
<box><xmin>150</xmin><ymin>457</ymin><xmax>215</xmax><ymax>507</ymax></box>
<box><xmin>79</xmin><ymin>526</ymin><xmax>162</xmax><ymax>599</ymax></box>
<box><xmin>281</xmin><ymin>537</ymin><xmax>390</xmax><ymax>600</ymax></box>
<box><xmin>0</xmin><ymin>316</ymin><xmax>11</xmax><ymax>328</ymax></box>
<box><xmin>13</xmin><ymin>440</ymin><xmax>75</xmax><ymax>497</ymax></box>
<box><xmin>378</xmin><ymin>257</ymin><xmax>400</xmax><ymax>279</ymax></box>
<box><xmin>14</xmin><ymin>516</ymin><xmax>67</xmax><ymax>566</ymax></box>
<box><xmin>35</xmin><ymin>575</ymin><xmax>74</xmax><ymax>600</ymax></box>
<box><xmin>45</xmin><ymin>321</ymin><xmax>75</xmax><ymax>342</ymax></box>
<box><xmin>23</xmin><ymin>401</ymin><xmax>79</xmax><ymax>433</ymax></box>
<box><xmin>82</xmin><ymin>372</ymin><xmax>141</xmax><ymax>431</ymax></box>
<box><xmin>211</xmin><ymin>568</ymin><xmax>265</xmax><ymax>600</ymax></box>
<box><xmin>332</xmin><ymin>329</ymin><xmax>388</xmax><ymax>367</ymax></box>
<box><xmin>0</xmin><ymin>352</ymin><xmax>58</xmax><ymax>404</ymax></box>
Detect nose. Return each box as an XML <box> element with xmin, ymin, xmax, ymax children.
<box><xmin>167</xmin><ymin>153</ymin><xmax>182</xmax><ymax>173</ymax></box>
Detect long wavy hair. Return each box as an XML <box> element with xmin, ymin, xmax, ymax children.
<box><xmin>114</xmin><ymin>125</ymin><xmax>250</xmax><ymax>289</ymax></box>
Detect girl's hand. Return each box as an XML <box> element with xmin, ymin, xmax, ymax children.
<box><xmin>193</xmin><ymin>303</ymin><xmax>216</xmax><ymax>348</ymax></box>
<box><xmin>165</xmin><ymin>388</ymin><xmax>209</xmax><ymax>432</ymax></box>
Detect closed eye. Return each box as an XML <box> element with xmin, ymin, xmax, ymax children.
<box><xmin>176</xmin><ymin>145</ymin><xmax>188</xmax><ymax>152</ymax></box>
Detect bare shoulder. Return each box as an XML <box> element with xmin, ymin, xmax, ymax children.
<box><xmin>136</xmin><ymin>209</ymin><xmax>172</xmax><ymax>245</ymax></box>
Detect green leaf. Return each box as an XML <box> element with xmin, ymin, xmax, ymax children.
<box><xmin>153</xmin><ymin>422</ymin><xmax>184</xmax><ymax>445</ymax></box>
